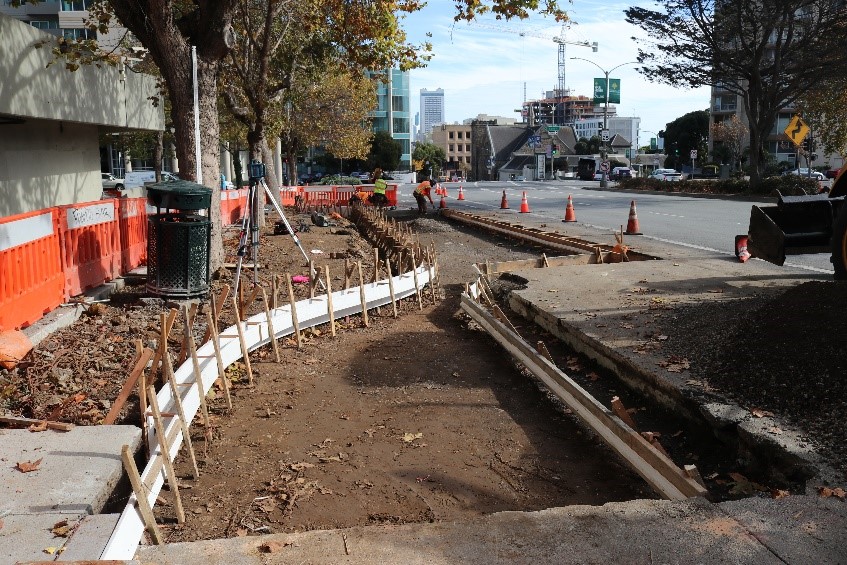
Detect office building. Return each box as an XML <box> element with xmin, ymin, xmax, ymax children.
<box><xmin>420</xmin><ymin>88</ymin><xmax>445</xmax><ymax>139</ymax></box>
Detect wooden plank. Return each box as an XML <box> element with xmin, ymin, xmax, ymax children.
<box><xmin>103</xmin><ymin>344</ymin><xmax>154</xmax><ymax>425</ymax></box>
<box><xmin>202</xmin><ymin>284</ymin><xmax>230</xmax><ymax>344</ymax></box>
<box><xmin>261</xmin><ymin>287</ymin><xmax>281</xmax><ymax>362</ymax></box>
<box><xmin>386</xmin><ymin>259</ymin><xmax>398</xmax><ymax>318</ymax></box>
<box><xmin>325</xmin><ymin>265</ymin><xmax>336</xmax><ymax>337</ymax></box>
<box><xmin>182</xmin><ymin>304</ymin><xmax>211</xmax><ymax>430</ymax></box>
<box><xmin>205</xmin><ymin>308</ymin><xmax>232</xmax><ymax>410</ymax></box>
<box><xmin>177</xmin><ymin>303</ymin><xmax>198</xmax><ymax>365</ymax></box>
<box><xmin>150</xmin><ymin>309</ymin><xmax>178</xmax><ymax>384</ymax></box>
<box><xmin>163</xmin><ymin>349</ymin><xmax>199</xmax><ymax>479</ymax></box>
<box><xmin>459</xmin><ymin>295</ymin><xmax>707</xmax><ymax>500</ymax></box>
<box><xmin>231</xmin><ymin>296</ymin><xmax>254</xmax><ymax>384</ymax></box>
<box><xmin>356</xmin><ymin>261</ymin><xmax>369</xmax><ymax>327</ymax></box>
<box><xmin>0</xmin><ymin>415</ymin><xmax>74</xmax><ymax>431</ymax></box>
<box><xmin>286</xmin><ymin>272</ymin><xmax>302</xmax><ymax>348</ymax></box>
<box><xmin>120</xmin><ymin>444</ymin><xmax>163</xmax><ymax>545</ymax></box>
<box><xmin>145</xmin><ymin>385</ymin><xmax>185</xmax><ymax>524</ymax></box>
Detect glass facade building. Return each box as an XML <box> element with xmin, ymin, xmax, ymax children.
<box><xmin>371</xmin><ymin>69</ymin><xmax>411</xmax><ymax>170</ymax></box>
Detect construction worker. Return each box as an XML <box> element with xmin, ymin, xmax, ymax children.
<box><xmin>413</xmin><ymin>177</ymin><xmax>436</xmax><ymax>215</ymax></box>
<box><xmin>371</xmin><ymin>167</ymin><xmax>388</xmax><ymax>208</ymax></box>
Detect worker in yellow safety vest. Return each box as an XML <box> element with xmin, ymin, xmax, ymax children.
<box><xmin>371</xmin><ymin>168</ymin><xmax>388</xmax><ymax>208</ymax></box>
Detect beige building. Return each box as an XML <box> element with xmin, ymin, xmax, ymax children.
<box><xmin>0</xmin><ymin>14</ymin><xmax>163</xmax><ymax>217</ymax></box>
<box><xmin>431</xmin><ymin>123</ymin><xmax>472</xmax><ymax>180</ymax></box>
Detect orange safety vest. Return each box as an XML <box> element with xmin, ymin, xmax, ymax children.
<box><xmin>414</xmin><ymin>181</ymin><xmax>432</xmax><ymax>196</ymax></box>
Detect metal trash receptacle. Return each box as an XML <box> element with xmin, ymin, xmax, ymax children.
<box><xmin>146</xmin><ymin>180</ymin><xmax>212</xmax><ymax>299</ymax></box>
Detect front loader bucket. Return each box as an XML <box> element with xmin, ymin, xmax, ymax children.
<box><xmin>747</xmin><ymin>194</ymin><xmax>836</xmax><ymax>266</ymax></box>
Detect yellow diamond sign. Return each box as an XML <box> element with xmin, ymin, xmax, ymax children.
<box><xmin>784</xmin><ymin>115</ymin><xmax>810</xmax><ymax>147</ymax></box>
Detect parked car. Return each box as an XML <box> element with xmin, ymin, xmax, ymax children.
<box><xmin>825</xmin><ymin>168</ymin><xmax>841</xmax><ymax>179</ymax></box>
<box><xmin>783</xmin><ymin>168</ymin><xmax>825</xmax><ymax>181</ymax></box>
<box><xmin>593</xmin><ymin>171</ymin><xmax>607</xmax><ymax>181</ymax></box>
<box><xmin>101</xmin><ymin>172</ymin><xmax>125</xmax><ymax>191</ymax></box>
<box><xmin>650</xmin><ymin>169</ymin><xmax>683</xmax><ymax>182</ymax></box>
<box><xmin>611</xmin><ymin>167</ymin><xmax>632</xmax><ymax>180</ymax></box>
<box><xmin>514</xmin><ymin>175</ymin><xmax>526</xmax><ymax>182</ymax></box>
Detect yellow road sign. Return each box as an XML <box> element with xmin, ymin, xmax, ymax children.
<box><xmin>784</xmin><ymin>115</ymin><xmax>810</xmax><ymax>147</ymax></box>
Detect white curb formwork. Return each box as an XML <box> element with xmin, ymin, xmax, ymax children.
<box><xmin>101</xmin><ymin>265</ymin><xmax>433</xmax><ymax>559</ymax></box>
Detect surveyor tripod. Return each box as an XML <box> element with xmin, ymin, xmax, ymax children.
<box><xmin>232</xmin><ymin>162</ymin><xmax>323</xmax><ymax>297</ymax></box>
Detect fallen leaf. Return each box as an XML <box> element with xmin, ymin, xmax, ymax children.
<box><xmin>52</xmin><ymin>519</ymin><xmax>70</xmax><ymax>537</ymax></box>
<box><xmin>28</xmin><ymin>420</ymin><xmax>48</xmax><ymax>432</ymax></box>
<box><xmin>43</xmin><ymin>547</ymin><xmax>58</xmax><ymax>555</ymax></box>
<box><xmin>587</xmin><ymin>372</ymin><xmax>600</xmax><ymax>381</ymax></box>
<box><xmin>768</xmin><ymin>427</ymin><xmax>783</xmax><ymax>435</ymax></box>
<box><xmin>751</xmin><ymin>408</ymin><xmax>774</xmax><ymax>418</ymax></box>
<box><xmin>771</xmin><ymin>489</ymin><xmax>790</xmax><ymax>499</ymax></box>
<box><xmin>658</xmin><ymin>356</ymin><xmax>690</xmax><ymax>373</ymax></box>
<box><xmin>259</xmin><ymin>540</ymin><xmax>291</xmax><ymax>553</ymax></box>
<box><xmin>16</xmin><ymin>458</ymin><xmax>43</xmax><ymax>473</ymax></box>
<box><xmin>402</xmin><ymin>432</ymin><xmax>423</xmax><ymax>443</ymax></box>
<box><xmin>817</xmin><ymin>486</ymin><xmax>846</xmax><ymax>499</ymax></box>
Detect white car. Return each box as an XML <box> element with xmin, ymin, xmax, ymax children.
<box><xmin>593</xmin><ymin>171</ymin><xmax>608</xmax><ymax>181</ymax></box>
<box><xmin>650</xmin><ymin>169</ymin><xmax>683</xmax><ymax>181</ymax></box>
<box><xmin>101</xmin><ymin>173</ymin><xmax>124</xmax><ymax>190</ymax></box>
<box><xmin>783</xmin><ymin>168</ymin><xmax>825</xmax><ymax>181</ymax></box>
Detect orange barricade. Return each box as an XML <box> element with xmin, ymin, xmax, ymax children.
<box><xmin>280</xmin><ymin>186</ymin><xmax>300</xmax><ymax>207</ymax></box>
<box><xmin>0</xmin><ymin>209</ymin><xmax>65</xmax><ymax>330</ymax></box>
<box><xmin>118</xmin><ymin>197</ymin><xmax>148</xmax><ymax>272</ymax></box>
<box><xmin>300</xmin><ymin>185</ymin><xmax>336</xmax><ymax>207</ymax></box>
<box><xmin>58</xmin><ymin>200</ymin><xmax>122</xmax><ymax>298</ymax></box>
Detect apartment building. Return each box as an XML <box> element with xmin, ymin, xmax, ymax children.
<box><xmin>371</xmin><ymin>69</ymin><xmax>412</xmax><ymax>170</ymax></box>
<box><xmin>420</xmin><ymin>88</ymin><xmax>445</xmax><ymax>140</ymax></box>
<box><xmin>431</xmin><ymin>123</ymin><xmax>472</xmax><ymax>180</ymax></box>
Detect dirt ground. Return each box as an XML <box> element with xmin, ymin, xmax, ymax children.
<box><xmin>2</xmin><ymin>203</ymin><xmax>845</xmax><ymax>544</ymax></box>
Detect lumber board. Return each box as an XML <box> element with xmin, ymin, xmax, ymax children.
<box><xmin>460</xmin><ymin>294</ymin><xmax>707</xmax><ymax>501</ymax></box>
<box><xmin>0</xmin><ymin>414</ymin><xmax>74</xmax><ymax>431</ymax></box>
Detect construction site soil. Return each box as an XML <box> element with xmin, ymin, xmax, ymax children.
<box><xmin>1</xmin><ymin>207</ymin><xmax>845</xmax><ymax>544</ymax></box>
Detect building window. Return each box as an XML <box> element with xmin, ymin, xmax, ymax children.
<box><xmin>457</xmin><ymin>145</ymin><xmax>462</xmax><ymax>153</ymax></box>
<box><xmin>465</xmin><ymin>144</ymin><xmax>470</xmax><ymax>152</ymax></box>
<box><xmin>457</xmin><ymin>132</ymin><xmax>463</xmax><ymax>139</ymax></box>
<box><xmin>449</xmin><ymin>132</ymin><xmax>454</xmax><ymax>139</ymax></box>
<box><xmin>62</xmin><ymin>28</ymin><xmax>95</xmax><ymax>40</ymax></box>
<box><xmin>62</xmin><ymin>0</ymin><xmax>90</xmax><ymax>11</ymax></box>
<box><xmin>449</xmin><ymin>144</ymin><xmax>454</xmax><ymax>152</ymax></box>
<box><xmin>30</xmin><ymin>20</ymin><xmax>59</xmax><ymax>29</ymax></box>
<box><xmin>465</xmin><ymin>157</ymin><xmax>470</xmax><ymax>163</ymax></box>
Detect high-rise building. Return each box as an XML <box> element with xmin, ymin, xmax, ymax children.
<box><xmin>420</xmin><ymin>88</ymin><xmax>445</xmax><ymax>138</ymax></box>
<box><xmin>371</xmin><ymin>69</ymin><xmax>412</xmax><ymax>170</ymax></box>
<box><xmin>0</xmin><ymin>1</ymin><xmax>123</xmax><ymax>50</ymax></box>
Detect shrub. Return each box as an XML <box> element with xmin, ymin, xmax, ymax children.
<box><xmin>755</xmin><ymin>175</ymin><xmax>819</xmax><ymax>196</ymax></box>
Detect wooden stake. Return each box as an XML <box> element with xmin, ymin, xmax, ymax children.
<box><xmin>120</xmin><ymin>444</ymin><xmax>163</xmax><ymax>545</ymax></box>
<box><xmin>138</xmin><ymin>370</ymin><xmax>148</xmax><ymax>448</ymax></box>
<box><xmin>260</xmin><ymin>287</ymin><xmax>281</xmax><ymax>362</ymax></box>
<box><xmin>163</xmin><ymin>352</ymin><xmax>200</xmax><ymax>480</ymax></box>
<box><xmin>309</xmin><ymin>260</ymin><xmax>317</xmax><ymax>298</ymax></box>
<box><xmin>182</xmin><ymin>305</ymin><xmax>211</xmax><ymax>430</ymax></box>
<box><xmin>492</xmin><ymin>305</ymin><xmax>519</xmax><ymax>335</ymax></box>
<box><xmin>271</xmin><ymin>275</ymin><xmax>280</xmax><ymax>309</ymax></box>
<box><xmin>356</xmin><ymin>261</ymin><xmax>369</xmax><ymax>327</ymax></box>
<box><xmin>145</xmin><ymin>385</ymin><xmax>185</xmax><ymax>524</ymax></box>
<box><xmin>0</xmin><ymin>415</ymin><xmax>74</xmax><ymax>432</ymax></box>
<box><xmin>231</xmin><ymin>296</ymin><xmax>254</xmax><ymax>385</ymax></box>
<box><xmin>240</xmin><ymin>286</ymin><xmax>260</xmax><ymax>321</ymax></box>
<box><xmin>611</xmin><ymin>396</ymin><xmax>638</xmax><ymax>430</ymax></box>
<box><xmin>536</xmin><ymin>341</ymin><xmax>555</xmax><ymax>365</ymax></box>
<box><xmin>202</xmin><ymin>284</ymin><xmax>230</xmax><ymax>344</ymax></box>
<box><xmin>325</xmin><ymin>265</ymin><xmax>336</xmax><ymax>336</ymax></box>
<box><xmin>177</xmin><ymin>302</ymin><xmax>198</xmax><ymax>365</ymax></box>
<box><xmin>104</xmin><ymin>341</ymin><xmax>154</xmax><ymax>425</ymax></box>
<box><xmin>386</xmin><ymin>259</ymin><xmax>398</xmax><ymax>318</ymax></box>
<box><xmin>344</xmin><ymin>258</ymin><xmax>351</xmax><ymax>290</ymax></box>
<box><xmin>426</xmin><ymin>249</ymin><xmax>437</xmax><ymax>304</ymax></box>
<box><xmin>151</xmin><ymin>309</ymin><xmax>178</xmax><ymax>384</ymax></box>
<box><xmin>410</xmin><ymin>251</ymin><xmax>423</xmax><ymax>310</ymax></box>
<box><xmin>372</xmin><ymin>248</ymin><xmax>382</xmax><ymax>315</ymax></box>
<box><xmin>205</xmin><ymin>308</ymin><xmax>232</xmax><ymax>410</ymax></box>
<box><xmin>285</xmin><ymin>273</ymin><xmax>302</xmax><ymax>348</ymax></box>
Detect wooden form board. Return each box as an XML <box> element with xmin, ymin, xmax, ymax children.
<box><xmin>100</xmin><ymin>264</ymin><xmax>434</xmax><ymax>560</ymax></box>
<box><xmin>459</xmin><ymin>294</ymin><xmax>707</xmax><ymax>501</ymax></box>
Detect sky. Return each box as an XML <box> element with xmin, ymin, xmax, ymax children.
<box><xmin>400</xmin><ymin>1</ymin><xmax>711</xmax><ymax>145</ymax></box>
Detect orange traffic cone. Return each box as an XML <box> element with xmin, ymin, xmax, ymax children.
<box><xmin>457</xmin><ymin>185</ymin><xmax>465</xmax><ymax>200</ymax></box>
<box><xmin>624</xmin><ymin>200</ymin><xmax>642</xmax><ymax>235</ymax></box>
<box><xmin>735</xmin><ymin>234</ymin><xmax>751</xmax><ymax>263</ymax></box>
<box><xmin>562</xmin><ymin>194</ymin><xmax>577</xmax><ymax>222</ymax></box>
<box><xmin>519</xmin><ymin>191</ymin><xmax>530</xmax><ymax>213</ymax></box>
<box><xmin>439</xmin><ymin>195</ymin><xmax>447</xmax><ymax>209</ymax></box>
<box><xmin>500</xmin><ymin>190</ymin><xmax>509</xmax><ymax>209</ymax></box>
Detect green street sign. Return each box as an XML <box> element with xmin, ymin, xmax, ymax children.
<box><xmin>608</xmin><ymin>79</ymin><xmax>620</xmax><ymax>104</ymax></box>
<box><xmin>547</xmin><ymin>125</ymin><xmax>560</xmax><ymax>133</ymax></box>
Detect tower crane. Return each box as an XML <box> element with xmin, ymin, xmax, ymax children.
<box><xmin>467</xmin><ymin>22</ymin><xmax>598</xmax><ymax>125</ymax></box>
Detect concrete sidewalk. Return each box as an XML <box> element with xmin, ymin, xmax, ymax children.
<box><xmin>135</xmin><ymin>495</ymin><xmax>847</xmax><ymax>564</ymax></box>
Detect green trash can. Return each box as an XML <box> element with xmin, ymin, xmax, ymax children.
<box><xmin>146</xmin><ymin>180</ymin><xmax>212</xmax><ymax>299</ymax></box>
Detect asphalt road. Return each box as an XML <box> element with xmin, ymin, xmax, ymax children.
<box><xmin>428</xmin><ymin>179</ymin><xmax>835</xmax><ymax>276</ymax></box>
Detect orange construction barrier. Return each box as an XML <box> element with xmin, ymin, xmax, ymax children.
<box><xmin>500</xmin><ymin>190</ymin><xmax>509</xmax><ymax>209</ymax></box>
<box><xmin>0</xmin><ymin>329</ymin><xmax>33</xmax><ymax>370</ymax></box>
<box><xmin>0</xmin><ymin>209</ymin><xmax>65</xmax><ymax>330</ymax></box>
<box><xmin>624</xmin><ymin>200</ymin><xmax>642</xmax><ymax>235</ymax></box>
<box><xmin>735</xmin><ymin>235</ymin><xmax>751</xmax><ymax>263</ymax></box>
<box><xmin>58</xmin><ymin>200</ymin><xmax>122</xmax><ymax>298</ymax></box>
<box><xmin>118</xmin><ymin>197</ymin><xmax>148</xmax><ymax>272</ymax></box>
<box><xmin>563</xmin><ymin>194</ymin><xmax>577</xmax><ymax>222</ymax></box>
<box><xmin>519</xmin><ymin>191</ymin><xmax>530</xmax><ymax>213</ymax></box>
<box><xmin>439</xmin><ymin>195</ymin><xmax>447</xmax><ymax>209</ymax></box>
<box><xmin>457</xmin><ymin>185</ymin><xmax>465</xmax><ymax>200</ymax></box>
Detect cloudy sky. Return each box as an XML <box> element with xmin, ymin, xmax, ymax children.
<box><xmin>401</xmin><ymin>1</ymin><xmax>711</xmax><ymax>145</ymax></box>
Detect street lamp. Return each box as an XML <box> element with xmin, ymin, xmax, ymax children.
<box><xmin>570</xmin><ymin>58</ymin><xmax>638</xmax><ymax>188</ymax></box>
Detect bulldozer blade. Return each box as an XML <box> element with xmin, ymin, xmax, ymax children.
<box><xmin>747</xmin><ymin>205</ymin><xmax>787</xmax><ymax>265</ymax></box>
<box><xmin>747</xmin><ymin>195</ymin><xmax>836</xmax><ymax>266</ymax></box>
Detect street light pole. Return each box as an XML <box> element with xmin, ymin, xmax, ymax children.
<box><xmin>571</xmin><ymin>58</ymin><xmax>638</xmax><ymax>189</ymax></box>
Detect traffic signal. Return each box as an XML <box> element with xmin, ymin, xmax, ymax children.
<box><xmin>658</xmin><ymin>130</ymin><xmax>665</xmax><ymax>138</ymax></box>
<box><xmin>675</xmin><ymin>148</ymin><xmax>679</xmax><ymax>156</ymax></box>
<box><xmin>552</xmin><ymin>144</ymin><xmax>559</xmax><ymax>155</ymax></box>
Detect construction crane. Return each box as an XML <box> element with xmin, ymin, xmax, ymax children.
<box><xmin>468</xmin><ymin>22</ymin><xmax>598</xmax><ymax>125</ymax></box>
